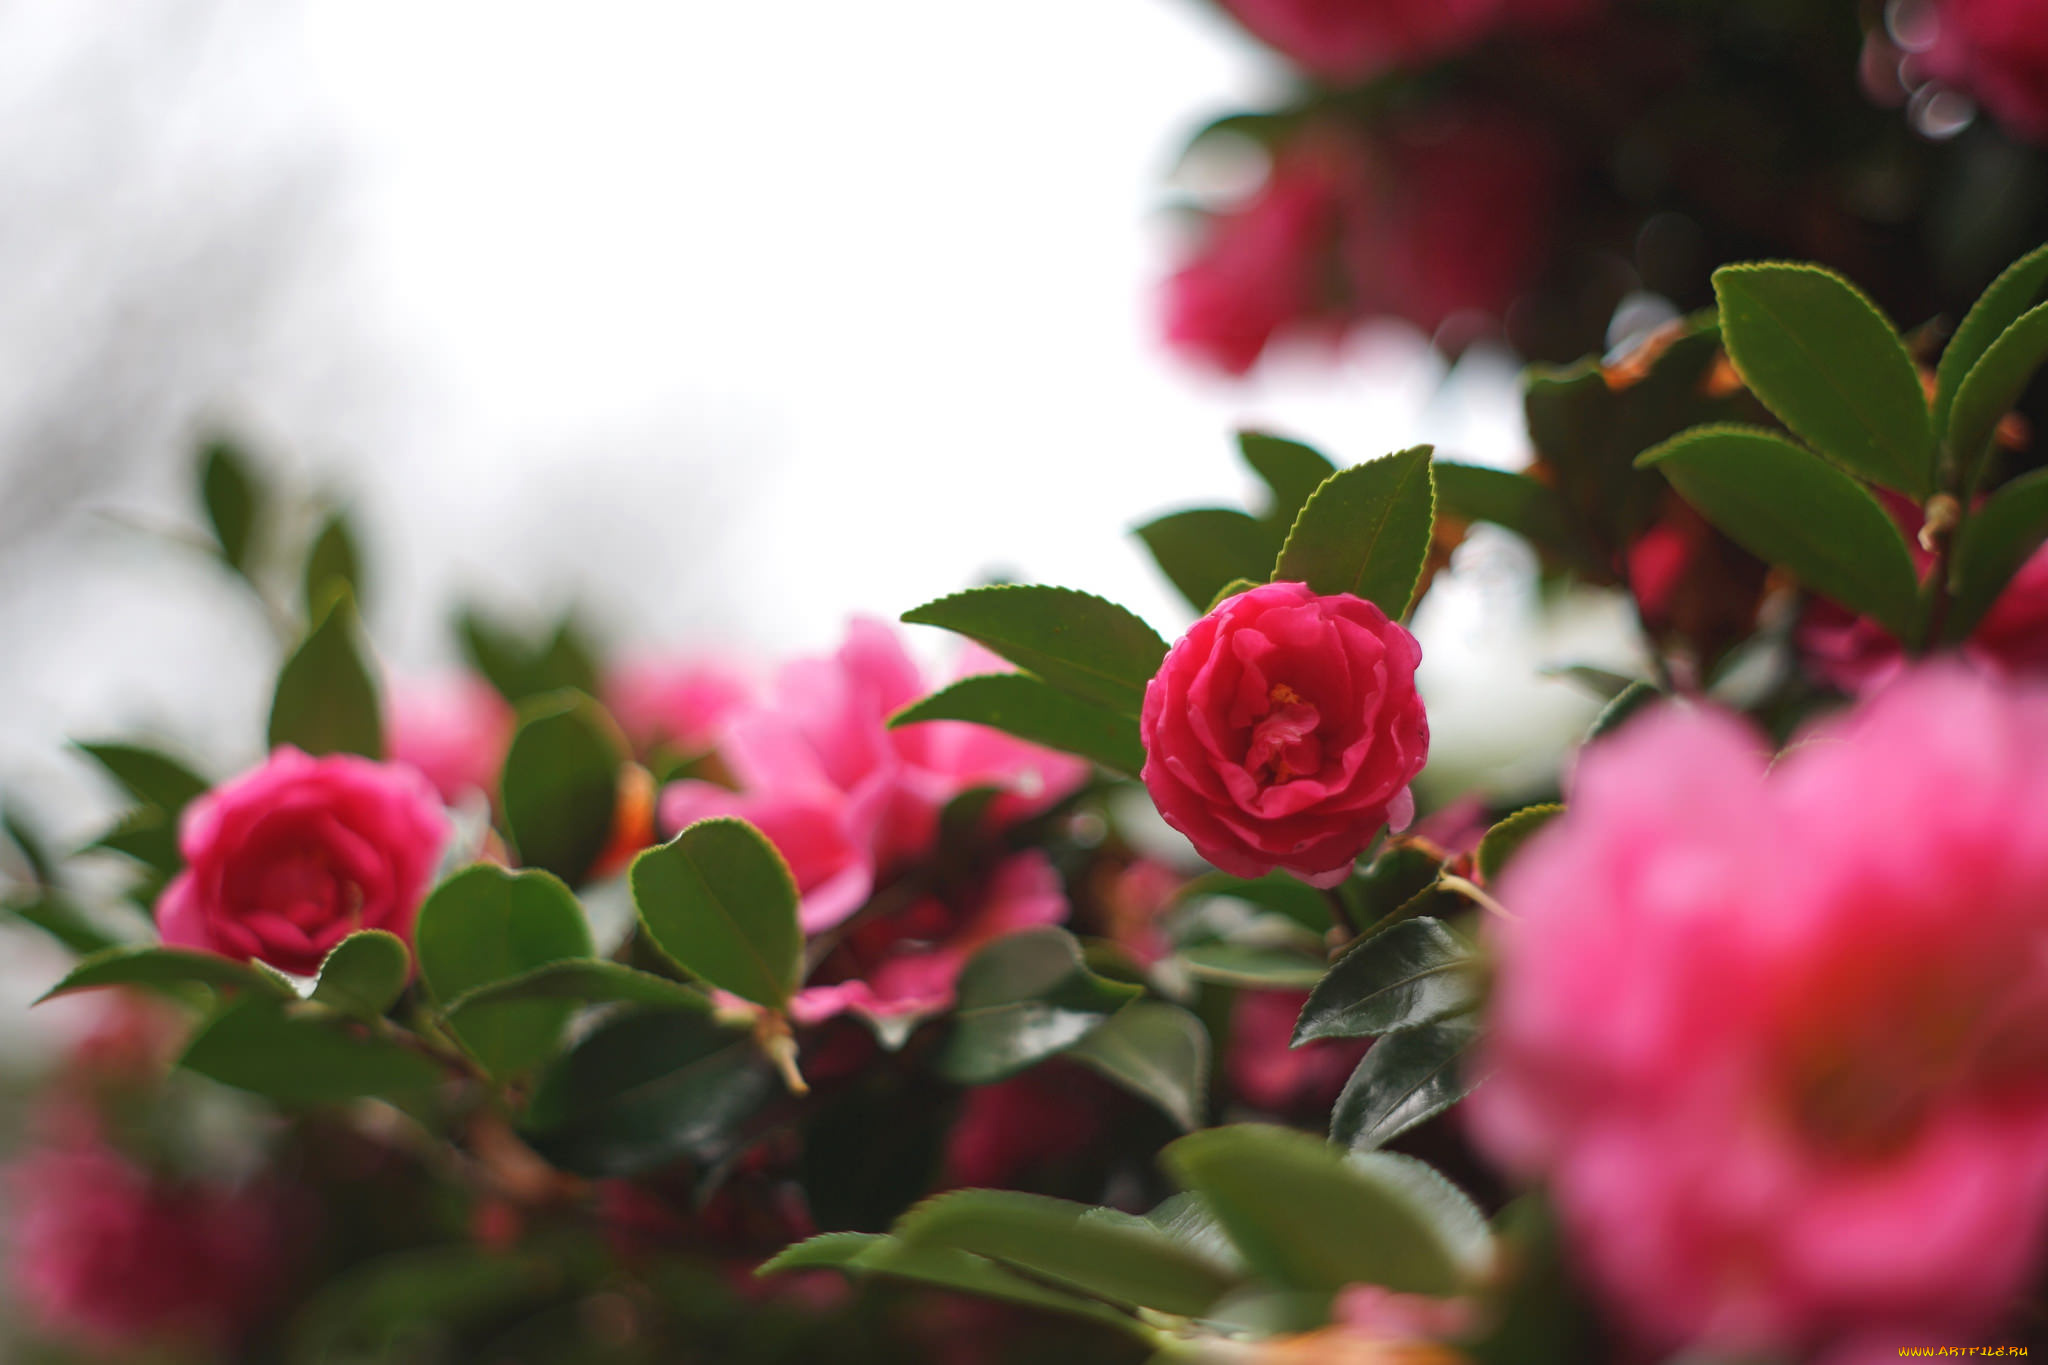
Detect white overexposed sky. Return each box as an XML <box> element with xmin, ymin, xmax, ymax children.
<box><xmin>0</xmin><ymin>0</ymin><xmax>1626</xmax><ymax>878</ymax></box>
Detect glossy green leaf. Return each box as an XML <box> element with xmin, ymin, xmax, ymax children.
<box><xmin>1162</xmin><ymin>1124</ymin><xmax>1469</xmax><ymax>1295</ymax></box>
<box><xmin>445</xmin><ymin>958</ymin><xmax>709</xmax><ymax>1016</ymax></box>
<box><xmin>1713</xmin><ymin>263</ymin><xmax>1933</xmax><ymax>494</ymax></box>
<box><xmin>1476</xmin><ymin>804</ymin><xmax>1562</xmax><ymax>882</ymax></box>
<box><xmin>1586</xmin><ymin>679</ymin><xmax>1663</xmax><ymax>742</ymax></box>
<box><xmin>902</xmin><ymin>585</ymin><xmax>1168</xmax><ymax>713</ymax></box>
<box><xmin>522</xmin><ymin>1007</ymin><xmax>772</xmax><ymax>1177</ymax></box>
<box><xmin>895</xmin><ymin>1190</ymin><xmax>1238</xmax><ymax>1317</ymax></box>
<box><xmin>1240</xmin><ymin>431</ymin><xmax>1337</xmax><ymax>526</ymax></box>
<box><xmin>1291</xmin><ymin>919</ymin><xmax>1474</xmax><ymax>1045</ymax></box>
<box><xmin>889</xmin><ymin>673</ymin><xmax>1145</xmax><ymax>777</ymax></box>
<box><xmin>269</xmin><ymin>590</ymin><xmax>383</xmax><ymax>759</ymax></box>
<box><xmin>1141</xmin><ymin>1192</ymin><xmax>1248</xmax><ymax>1277</ymax></box>
<box><xmin>1947</xmin><ymin>466</ymin><xmax>2048</xmax><ymax>641</ymax></box>
<box><xmin>310</xmin><ymin>930</ymin><xmax>411</xmax><ymax>1020</ymax></box>
<box><xmin>1273</xmin><ymin>446</ymin><xmax>1436</xmax><ymax>618</ymax></box>
<box><xmin>1069</xmin><ymin>1001</ymin><xmax>1209</xmax><ymax>1130</ymax></box>
<box><xmin>181</xmin><ymin>996</ymin><xmax>443</xmax><ymax>1105</ymax></box>
<box><xmin>1178</xmin><ymin>870</ymin><xmax>1331</xmax><ymax>936</ymax></box>
<box><xmin>199</xmin><ymin>437</ymin><xmax>262</xmax><ymax>572</ymax></box>
<box><xmin>631</xmin><ymin>818</ymin><xmax>801</xmax><ymax>1012</ymax></box>
<box><xmin>938</xmin><ymin>927</ymin><xmax>1140</xmax><ymax>1084</ymax></box>
<box><xmin>1949</xmin><ymin>302</ymin><xmax>2048</xmax><ymax>491</ymax></box>
<box><xmin>1346</xmin><ymin>1151</ymin><xmax>1493</xmax><ymax>1280</ymax></box>
<box><xmin>302</xmin><ymin>508</ymin><xmax>364</xmax><ymax>617</ymax></box>
<box><xmin>1432</xmin><ymin>462</ymin><xmax>1600</xmax><ymax>576</ymax></box>
<box><xmin>500</xmin><ymin>691</ymin><xmax>621</xmax><ymax>886</ymax></box>
<box><xmin>88</xmin><ymin>807</ymin><xmax>182</xmax><ymax>877</ymax></box>
<box><xmin>415</xmin><ymin>865</ymin><xmax>593</xmax><ymax>1077</ymax></box>
<box><xmin>38</xmin><ymin>945</ymin><xmax>290</xmax><ymax>1004</ymax></box>
<box><xmin>1134</xmin><ymin>508</ymin><xmax>1280</xmax><ymax>614</ymax></box>
<box><xmin>759</xmin><ymin>1234</ymin><xmax>1145</xmax><ymax>1338</ymax></box>
<box><xmin>1175</xmin><ymin>942</ymin><xmax>1326</xmax><ymax>990</ymax></box>
<box><xmin>1638</xmin><ymin>425</ymin><xmax>1922</xmax><ymax>639</ymax></box>
<box><xmin>459</xmin><ymin>607</ymin><xmax>601</xmax><ymax>704</ymax></box>
<box><xmin>73</xmin><ymin>742</ymin><xmax>209</xmax><ymax>820</ymax></box>
<box><xmin>1935</xmin><ymin>241</ymin><xmax>2048</xmax><ymax>437</ymax></box>
<box><xmin>1350</xmin><ymin>844</ymin><xmax>1446</xmax><ymax>931</ymax></box>
<box><xmin>1330</xmin><ymin>1017</ymin><xmax>1481</xmax><ymax>1151</ymax></box>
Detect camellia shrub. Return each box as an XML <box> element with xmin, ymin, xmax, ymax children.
<box><xmin>6</xmin><ymin>231</ymin><xmax>2048</xmax><ymax>1364</ymax></box>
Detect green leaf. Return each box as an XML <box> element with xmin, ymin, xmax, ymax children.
<box><xmin>938</xmin><ymin>927</ymin><xmax>1140</xmax><ymax>1084</ymax></box>
<box><xmin>38</xmin><ymin>945</ymin><xmax>290</xmax><ymax>1004</ymax></box>
<box><xmin>5</xmin><ymin>893</ymin><xmax>123</xmax><ymax>957</ymax></box>
<box><xmin>181</xmin><ymin>995</ymin><xmax>443</xmax><ymax>1106</ymax></box>
<box><xmin>1475</xmin><ymin>804</ymin><xmax>1562</xmax><ymax>882</ymax></box>
<box><xmin>458</xmin><ymin>607</ymin><xmax>601</xmax><ymax>704</ymax></box>
<box><xmin>2</xmin><ymin>805</ymin><xmax>54</xmax><ymax>886</ymax></box>
<box><xmin>287</xmin><ymin>1245</ymin><xmax>559</xmax><ymax>1364</ymax></box>
<box><xmin>1949</xmin><ymin>302</ymin><xmax>2048</xmax><ymax>491</ymax></box>
<box><xmin>895</xmin><ymin>1190</ymin><xmax>1238</xmax><ymax>1317</ymax></box>
<box><xmin>199</xmin><ymin>437</ymin><xmax>262</xmax><ymax>573</ymax></box>
<box><xmin>1712</xmin><ymin>263</ymin><xmax>1933</xmax><ymax>495</ymax></box>
<box><xmin>445</xmin><ymin>958</ymin><xmax>709</xmax><ymax>1016</ymax></box>
<box><xmin>1638</xmin><ymin>424</ymin><xmax>1922</xmax><ymax>639</ymax></box>
<box><xmin>269</xmin><ymin>589</ymin><xmax>383</xmax><ymax>758</ymax></box>
<box><xmin>415</xmin><ymin>865</ymin><xmax>593</xmax><ymax>1077</ymax></box>
<box><xmin>1432</xmin><ymin>462</ymin><xmax>1601</xmax><ymax>576</ymax></box>
<box><xmin>88</xmin><ymin>807</ymin><xmax>182</xmax><ymax>877</ymax></box>
<box><xmin>1069</xmin><ymin>1001</ymin><xmax>1209</xmax><ymax>1130</ymax></box>
<box><xmin>1134</xmin><ymin>508</ymin><xmax>1280</xmax><ymax>614</ymax></box>
<box><xmin>1291</xmin><ymin>919</ymin><xmax>1474</xmax><ymax>1045</ymax></box>
<box><xmin>1206</xmin><ymin>576</ymin><xmax>1264</xmax><ymax>611</ymax></box>
<box><xmin>1174</xmin><ymin>942</ymin><xmax>1326</xmax><ymax>990</ymax></box>
<box><xmin>1329</xmin><ymin>1017</ymin><xmax>1481</xmax><ymax>1151</ymax></box>
<box><xmin>1162</xmin><ymin>1124</ymin><xmax>1470</xmax><ymax>1295</ymax></box>
<box><xmin>310</xmin><ymin>930</ymin><xmax>411</xmax><ymax>1020</ymax></box>
<box><xmin>631</xmin><ymin>818</ymin><xmax>801</xmax><ymax>1012</ymax></box>
<box><xmin>1273</xmin><ymin>446</ymin><xmax>1436</xmax><ymax>618</ymax></box>
<box><xmin>1947</xmin><ymin>466</ymin><xmax>2048</xmax><ymax>641</ymax></box>
<box><xmin>73</xmin><ymin>742</ymin><xmax>210</xmax><ymax>820</ymax></box>
<box><xmin>1586</xmin><ymin>679</ymin><xmax>1663</xmax><ymax>742</ymax></box>
<box><xmin>1350</xmin><ymin>844</ymin><xmax>1445</xmax><ymax>931</ymax></box>
<box><xmin>500</xmin><ymin>691</ymin><xmax>621</xmax><ymax>886</ymax></box>
<box><xmin>1178</xmin><ymin>870</ymin><xmax>1331</xmax><ymax>937</ymax></box>
<box><xmin>759</xmin><ymin>1234</ymin><xmax>1145</xmax><ymax>1338</ymax></box>
<box><xmin>888</xmin><ymin>673</ymin><xmax>1145</xmax><ymax>777</ymax></box>
<box><xmin>1935</xmin><ymin>242</ymin><xmax>2048</xmax><ymax>437</ymax></box>
<box><xmin>302</xmin><ymin>508</ymin><xmax>364</xmax><ymax>618</ymax></box>
<box><xmin>522</xmin><ymin>1007</ymin><xmax>771</xmax><ymax>1177</ymax></box>
<box><xmin>902</xmin><ymin>585</ymin><xmax>1169</xmax><ymax>713</ymax></box>
<box><xmin>1240</xmin><ymin>431</ymin><xmax>1337</xmax><ymax>527</ymax></box>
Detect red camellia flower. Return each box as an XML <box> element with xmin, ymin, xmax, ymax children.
<box><xmin>156</xmin><ymin>747</ymin><xmax>448</xmax><ymax>976</ymax></box>
<box><xmin>1928</xmin><ymin>0</ymin><xmax>2048</xmax><ymax>145</ymax></box>
<box><xmin>7</xmin><ymin>1137</ymin><xmax>288</xmax><ymax>1354</ymax></box>
<box><xmin>1140</xmin><ymin>581</ymin><xmax>1429</xmax><ymax>887</ymax></box>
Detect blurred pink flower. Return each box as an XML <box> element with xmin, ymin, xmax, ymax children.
<box><xmin>792</xmin><ymin>850</ymin><xmax>1071</xmax><ymax>1025</ymax></box>
<box><xmin>157</xmin><ymin>747</ymin><xmax>447</xmax><ymax>976</ymax></box>
<box><xmin>1141</xmin><ymin>582</ymin><xmax>1428</xmax><ymax>887</ymax></box>
<box><xmin>1928</xmin><ymin>0</ymin><xmax>2048</xmax><ymax>144</ymax></box>
<box><xmin>386</xmin><ymin>673</ymin><xmax>513</xmax><ymax>804</ymax></box>
<box><xmin>8</xmin><ymin>1138</ymin><xmax>288</xmax><ymax>1354</ymax></box>
<box><xmin>604</xmin><ymin>656</ymin><xmax>755</xmax><ymax>756</ymax></box>
<box><xmin>661</xmin><ymin>619</ymin><xmax>1086</xmax><ymax>933</ymax></box>
<box><xmin>1228</xmin><ymin>988</ymin><xmax>1369</xmax><ymax>1113</ymax></box>
<box><xmin>1469</xmin><ymin>666</ymin><xmax>2048</xmax><ymax>1355</ymax></box>
<box><xmin>1798</xmin><ymin>492</ymin><xmax>2048</xmax><ymax>693</ymax></box>
<box><xmin>1164</xmin><ymin>112</ymin><xmax>1557</xmax><ymax>373</ymax></box>
<box><xmin>942</xmin><ymin>1063</ymin><xmax>1117</xmax><ymax>1188</ymax></box>
<box><xmin>1216</xmin><ymin>0</ymin><xmax>1598</xmax><ymax>84</ymax></box>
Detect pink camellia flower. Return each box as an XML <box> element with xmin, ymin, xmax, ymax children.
<box><xmin>1927</xmin><ymin>0</ymin><xmax>2048</xmax><ymax>145</ymax></box>
<box><xmin>604</xmin><ymin>656</ymin><xmax>754</xmax><ymax>756</ymax></box>
<box><xmin>941</xmin><ymin>1063</ymin><xmax>1118</xmax><ymax>1189</ymax></box>
<box><xmin>1798</xmin><ymin>492</ymin><xmax>2048</xmax><ymax>693</ymax></box>
<box><xmin>1228</xmin><ymin>988</ymin><xmax>1370</xmax><ymax>1113</ymax></box>
<box><xmin>386</xmin><ymin>673</ymin><xmax>514</xmax><ymax>804</ymax></box>
<box><xmin>1163</xmin><ymin>135</ymin><xmax>1358</xmax><ymax>375</ymax></box>
<box><xmin>661</xmin><ymin>619</ymin><xmax>1086</xmax><ymax>933</ymax></box>
<box><xmin>1468</xmin><ymin>665</ymin><xmax>2048</xmax><ymax>1355</ymax></box>
<box><xmin>1141</xmin><ymin>581</ymin><xmax>1428</xmax><ymax>888</ymax></box>
<box><xmin>156</xmin><ymin>747</ymin><xmax>448</xmax><ymax>976</ymax></box>
<box><xmin>8</xmin><ymin>1138</ymin><xmax>287</xmax><ymax>1354</ymax></box>
<box><xmin>1216</xmin><ymin>0</ymin><xmax>1598</xmax><ymax>84</ymax></box>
